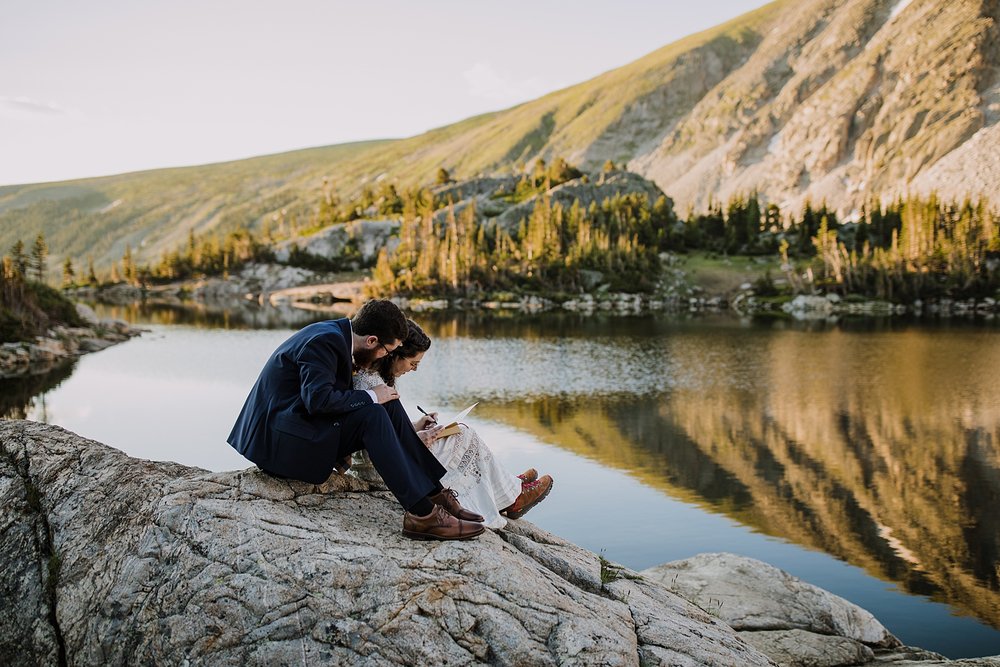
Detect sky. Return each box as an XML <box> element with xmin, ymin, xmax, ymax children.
<box><xmin>1</xmin><ymin>1</ymin><xmax>773</xmax><ymax>186</ymax></box>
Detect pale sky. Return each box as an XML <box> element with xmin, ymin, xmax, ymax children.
<box><xmin>1</xmin><ymin>1</ymin><xmax>772</xmax><ymax>186</ymax></box>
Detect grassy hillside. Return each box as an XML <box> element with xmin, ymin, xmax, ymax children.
<box><xmin>0</xmin><ymin>141</ymin><xmax>392</xmax><ymax>270</ymax></box>
<box><xmin>0</xmin><ymin>1</ymin><xmax>790</xmax><ymax>273</ymax></box>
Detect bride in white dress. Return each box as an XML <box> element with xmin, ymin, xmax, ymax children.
<box><xmin>353</xmin><ymin>319</ymin><xmax>553</xmax><ymax>529</ymax></box>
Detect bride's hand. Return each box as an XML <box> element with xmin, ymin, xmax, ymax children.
<box><xmin>417</xmin><ymin>424</ymin><xmax>445</xmax><ymax>447</ymax></box>
<box><xmin>414</xmin><ymin>412</ymin><xmax>439</xmax><ymax>431</ymax></box>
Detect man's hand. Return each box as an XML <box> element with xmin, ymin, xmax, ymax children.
<box><xmin>372</xmin><ymin>384</ymin><xmax>400</xmax><ymax>404</ymax></box>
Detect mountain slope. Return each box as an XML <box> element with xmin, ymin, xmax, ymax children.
<box><xmin>3</xmin><ymin>0</ymin><xmax>996</xmax><ymax>269</ymax></box>
<box><xmin>633</xmin><ymin>0</ymin><xmax>1000</xmax><ymax>217</ymax></box>
<box><xmin>0</xmin><ymin>141</ymin><xmax>394</xmax><ymax>270</ymax></box>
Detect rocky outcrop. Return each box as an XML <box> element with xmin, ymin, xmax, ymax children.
<box><xmin>431</xmin><ymin>176</ymin><xmax>520</xmax><ymax>205</ymax></box>
<box><xmin>0</xmin><ymin>304</ymin><xmax>140</xmax><ymax>378</ymax></box>
<box><xmin>187</xmin><ymin>263</ymin><xmax>331</xmax><ymax>302</ymax></box>
<box><xmin>645</xmin><ymin>554</ymin><xmax>897</xmax><ymax>647</ymax></box>
<box><xmin>0</xmin><ymin>420</ymin><xmax>774</xmax><ymax>666</ymax></box>
<box><xmin>5</xmin><ymin>421</ymin><xmax>1000</xmax><ymax>666</ymax></box>
<box><xmin>274</xmin><ymin>219</ymin><xmax>400</xmax><ymax>265</ymax></box>
<box><xmin>644</xmin><ymin>553</ymin><xmax>1000</xmax><ymax>667</ymax></box>
<box><xmin>491</xmin><ymin>171</ymin><xmax>672</xmax><ymax>231</ymax></box>
<box><xmin>630</xmin><ymin>0</ymin><xmax>1000</xmax><ymax>216</ymax></box>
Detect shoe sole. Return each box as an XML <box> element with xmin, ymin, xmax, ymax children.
<box><xmin>401</xmin><ymin>526</ymin><xmax>485</xmax><ymax>541</ymax></box>
<box><xmin>505</xmin><ymin>479</ymin><xmax>553</xmax><ymax>520</ymax></box>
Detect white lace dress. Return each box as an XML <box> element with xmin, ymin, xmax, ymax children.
<box><xmin>354</xmin><ymin>370</ymin><xmax>522</xmax><ymax>529</ymax></box>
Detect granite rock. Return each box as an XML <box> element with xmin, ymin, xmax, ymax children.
<box><xmin>643</xmin><ymin>553</ymin><xmax>1000</xmax><ymax>666</ymax></box>
<box><xmin>643</xmin><ymin>553</ymin><xmax>898</xmax><ymax>646</ymax></box>
<box><xmin>0</xmin><ymin>420</ymin><xmax>774</xmax><ymax>667</ymax></box>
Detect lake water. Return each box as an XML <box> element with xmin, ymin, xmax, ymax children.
<box><xmin>5</xmin><ymin>302</ymin><xmax>1000</xmax><ymax>659</ymax></box>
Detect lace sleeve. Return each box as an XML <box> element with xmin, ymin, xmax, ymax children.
<box><xmin>353</xmin><ymin>369</ymin><xmax>383</xmax><ymax>391</ymax></box>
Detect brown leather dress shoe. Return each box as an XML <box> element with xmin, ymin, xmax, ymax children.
<box><xmin>517</xmin><ymin>468</ymin><xmax>538</xmax><ymax>483</ymax></box>
<box><xmin>430</xmin><ymin>488</ymin><xmax>485</xmax><ymax>523</ymax></box>
<box><xmin>503</xmin><ymin>475</ymin><xmax>553</xmax><ymax>520</ymax></box>
<box><xmin>402</xmin><ymin>505</ymin><xmax>485</xmax><ymax>541</ymax></box>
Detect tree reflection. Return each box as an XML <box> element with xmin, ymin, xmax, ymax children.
<box><xmin>0</xmin><ymin>361</ymin><xmax>76</xmax><ymax>420</ymax></box>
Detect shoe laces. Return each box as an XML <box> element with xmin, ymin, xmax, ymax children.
<box><xmin>434</xmin><ymin>505</ymin><xmax>449</xmax><ymax>525</ymax></box>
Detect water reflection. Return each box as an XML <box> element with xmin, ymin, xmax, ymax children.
<box><xmin>473</xmin><ymin>326</ymin><xmax>1000</xmax><ymax>629</ymax></box>
<box><xmin>0</xmin><ymin>361</ymin><xmax>76</xmax><ymax>420</ymax></box>
<box><xmin>89</xmin><ymin>299</ymin><xmax>347</xmax><ymax>330</ymax></box>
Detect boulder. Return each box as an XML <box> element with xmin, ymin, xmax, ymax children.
<box><xmin>641</xmin><ymin>554</ymin><xmax>1000</xmax><ymax>666</ymax></box>
<box><xmin>643</xmin><ymin>553</ymin><xmax>898</xmax><ymax>646</ymax></box>
<box><xmin>739</xmin><ymin>629</ymin><xmax>874</xmax><ymax>667</ymax></box>
<box><xmin>0</xmin><ymin>420</ymin><xmax>774</xmax><ymax>667</ymax></box>
<box><xmin>781</xmin><ymin>295</ymin><xmax>835</xmax><ymax>317</ymax></box>
<box><xmin>74</xmin><ymin>303</ymin><xmax>99</xmax><ymax>326</ymax></box>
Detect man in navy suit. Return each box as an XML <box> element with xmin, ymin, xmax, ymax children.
<box><xmin>228</xmin><ymin>299</ymin><xmax>484</xmax><ymax>540</ymax></box>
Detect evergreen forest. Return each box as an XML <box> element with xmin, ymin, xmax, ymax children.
<box><xmin>5</xmin><ymin>162</ymin><xmax>999</xmax><ymax>314</ymax></box>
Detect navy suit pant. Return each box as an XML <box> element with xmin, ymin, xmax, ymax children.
<box><xmin>335</xmin><ymin>399</ymin><xmax>446</xmax><ymax>511</ymax></box>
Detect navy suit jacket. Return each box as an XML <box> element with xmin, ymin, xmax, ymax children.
<box><xmin>227</xmin><ymin>318</ymin><xmax>374</xmax><ymax>482</ymax></box>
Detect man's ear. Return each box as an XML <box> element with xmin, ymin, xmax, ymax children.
<box><xmin>365</xmin><ymin>335</ymin><xmax>379</xmax><ymax>349</ymax></box>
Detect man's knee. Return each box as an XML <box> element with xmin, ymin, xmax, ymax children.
<box><xmin>378</xmin><ymin>398</ymin><xmax>408</xmax><ymax>422</ymax></box>
<box><xmin>354</xmin><ymin>402</ymin><xmax>391</xmax><ymax>425</ymax></box>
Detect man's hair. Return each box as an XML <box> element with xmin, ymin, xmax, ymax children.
<box><xmin>351</xmin><ymin>299</ymin><xmax>407</xmax><ymax>345</ymax></box>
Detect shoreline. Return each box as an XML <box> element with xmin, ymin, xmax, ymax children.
<box><xmin>75</xmin><ymin>280</ymin><xmax>1000</xmax><ymax>323</ymax></box>
<box><xmin>0</xmin><ymin>304</ymin><xmax>143</xmax><ymax>379</ymax></box>
<box><xmin>64</xmin><ymin>258</ymin><xmax>1000</xmax><ymax>322</ymax></box>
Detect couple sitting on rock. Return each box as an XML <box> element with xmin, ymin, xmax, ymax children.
<box><xmin>227</xmin><ymin>299</ymin><xmax>553</xmax><ymax>540</ymax></box>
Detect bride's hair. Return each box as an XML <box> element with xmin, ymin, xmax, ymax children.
<box><xmin>373</xmin><ymin>318</ymin><xmax>431</xmax><ymax>386</ymax></box>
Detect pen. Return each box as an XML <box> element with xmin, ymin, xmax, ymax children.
<box><xmin>417</xmin><ymin>405</ymin><xmax>437</xmax><ymax>425</ymax></box>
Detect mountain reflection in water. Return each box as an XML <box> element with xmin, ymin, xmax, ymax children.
<box><xmin>473</xmin><ymin>325</ymin><xmax>1000</xmax><ymax>629</ymax></box>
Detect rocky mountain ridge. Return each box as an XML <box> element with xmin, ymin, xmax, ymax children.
<box><xmin>2</xmin><ymin>0</ymin><xmax>996</xmax><ymax>269</ymax></box>
<box><xmin>632</xmin><ymin>0</ymin><xmax>1000</xmax><ymax>218</ymax></box>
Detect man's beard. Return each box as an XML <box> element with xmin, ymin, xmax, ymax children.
<box><xmin>353</xmin><ymin>345</ymin><xmax>379</xmax><ymax>370</ymax></box>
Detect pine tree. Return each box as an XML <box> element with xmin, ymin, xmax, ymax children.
<box><xmin>9</xmin><ymin>240</ymin><xmax>27</xmax><ymax>279</ymax></box>
<box><xmin>547</xmin><ymin>157</ymin><xmax>582</xmax><ymax>186</ymax></box>
<box><xmin>122</xmin><ymin>245</ymin><xmax>137</xmax><ymax>286</ymax></box>
<box><xmin>62</xmin><ymin>258</ymin><xmax>75</xmax><ymax>287</ymax></box>
<box><xmin>31</xmin><ymin>233</ymin><xmax>48</xmax><ymax>283</ymax></box>
<box><xmin>531</xmin><ymin>159</ymin><xmax>547</xmax><ymax>188</ymax></box>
